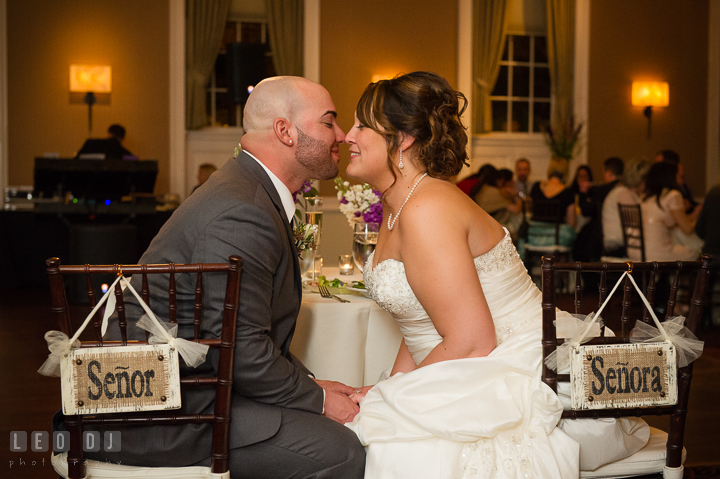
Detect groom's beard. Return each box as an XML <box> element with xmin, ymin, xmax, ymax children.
<box><xmin>295</xmin><ymin>128</ymin><xmax>339</xmax><ymax>180</ymax></box>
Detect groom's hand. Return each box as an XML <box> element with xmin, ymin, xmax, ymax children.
<box><xmin>314</xmin><ymin>379</ymin><xmax>360</xmax><ymax>423</ymax></box>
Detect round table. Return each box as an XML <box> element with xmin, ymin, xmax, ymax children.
<box><xmin>289</xmin><ymin>267</ymin><xmax>403</xmax><ymax>387</ymax></box>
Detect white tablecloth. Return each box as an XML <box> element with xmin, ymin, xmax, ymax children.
<box><xmin>289</xmin><ymin>267</ymin><xmax>403</xmax><ymax>387</ymax></box>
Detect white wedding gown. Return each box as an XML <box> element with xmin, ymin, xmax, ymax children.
<box><xmin>346</xmin><ymin>229</ymin><xmax>649</xmax><ymax>479</ymax></box>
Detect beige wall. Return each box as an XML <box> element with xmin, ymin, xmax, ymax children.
<box><xmin>7</xmin><ymin>0</ymin><xmax>170</xmax><ymax>194</ymax></box>
<box><xmin>318</xmin><ymin>0</ymin><xmax>458</xmax><ymax>195</ymax></box>
<box><xmin>587</xmin><ymin>0</ymin><xmax>709</xmax><ymax>195</ymax></box>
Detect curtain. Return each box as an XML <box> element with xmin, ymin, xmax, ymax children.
<box><xmin>186</xmin><ymin>0</ymin><xmax>230</xmax><ymax>130</ymax></box>
<box><xmin>472</xmin><ymin>0</ymin><xmax>508</xmax><ymax>134</ymax></box>
<box><xmin>265</xmin><ymin>0</ymin><xmax>304</xmax><ymax>76</ymax></box>
<box><xmin>546</xmin><ymin>0</ymin><xmax>575</xmax><ymax>131</ymax></box>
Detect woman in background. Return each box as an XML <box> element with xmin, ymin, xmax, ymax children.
<box><xmin>639</xmin><ymin>161</ymin><xmax>702</xmax><ymax>261</ymax></box>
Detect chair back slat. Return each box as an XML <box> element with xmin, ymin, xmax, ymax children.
<box><xmin>644</xmin><ymin>268</ymin><xmax>657</xmax><ymax>324</ymax></box>
<box><xmin>194</xmin><ymin>271</ymin><xmax>204</xmax><ymax>340</ymax></box>
<box><xmin>667</xmin><ymin>266</ymin><xmax>681</xmax><ymax>318</ymax></box>
<box><xmin>47</xmin><ymin>258</ymin><xmax>72</xmax><ymax>336</ymax></box>
<box><xmin>574</xmin><ymin>263</ymin><xmax>582</xmax><ymax>313</ymax></box>
<box><xmin>141</xmin><ymin>266</ymin><xmax>150</xmax><ymax>305</ymax></box>
<box><xmin>168</xmin><ymin>266</ymin><xmax>177</xmax><ymax>324</ymax></box>
<box><xmin>114</xmin><ymin>280</ymin><xmax>128</xmax><ymax>345</ymax></box>
<box><xmin>621</xmin><ymin>274</ymin><xmax>633</xmax><ymax>340</ymax></box>
<box><xmin>140</xmin><ymin>267</ymin><xmax>151</xmax><ymax>341</ymax></box>
<box><xmin>618</xmin><ymin>203</ymin><xmax>645</xmax><ymax>261</ymax></box>
<box><xmin>44</xmin><ymin>256</ymin><xmax>243</xmax><ymax>479</ymax></box>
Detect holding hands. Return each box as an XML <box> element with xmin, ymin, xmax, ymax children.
<box><xmin>313</xmin><ymin>380</ymin><xmax>374</xmax><ymax>423</ymax></box>
<box><xmin>314</xmin><ymin>379</ymin><xmax>361</xmax><ymax>424</ymax></box>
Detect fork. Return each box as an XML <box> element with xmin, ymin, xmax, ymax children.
<box><xmin>318</xmin><ymin>284</ymin><xmax>350</xmax><ymax>303</ymax></box>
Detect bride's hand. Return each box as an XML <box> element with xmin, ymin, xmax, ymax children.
<box><xmin>350</xmin><ymin>385</ymin><xmax>373</xmax><ymax>404</ymax></box>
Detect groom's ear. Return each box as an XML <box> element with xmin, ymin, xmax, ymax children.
<box><xmin>273</xmin><ymin>118</ymin><xmax>295</xmax><ymax>147</ymax></box>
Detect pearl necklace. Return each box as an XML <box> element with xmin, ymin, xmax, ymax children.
<box><xmin>387</xmin><ymin>173</ymin><xmax>428</xmax><ymax>231</ymax></box>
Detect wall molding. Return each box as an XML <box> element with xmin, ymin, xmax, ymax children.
<box><xmin>707</xmin><ymin>0</ymin><xmax>720</xmax><ymax>190</ymax></box>
<box><xmin>573</xmin><ymin>0</ymin><xmax>590</xmax><ymax>167</ymax></box>
<box><xmin>169</xmin><ymin>0</ymin><xmax>186</xmax><ymax>198</ymax></box>
<box><xmin>0</xmin><ymin>0</ymin><xmax>7</xmax><ymax>194</ymax></box>
<box><xmin>458</xmin><ymin>0</ymin><xmax>473</xmax><ymax>143</ymax></box>
<box><xmin>304</xmin><ymin>0</ymin><xmax>320</xmax><ymax>82</ymax></box>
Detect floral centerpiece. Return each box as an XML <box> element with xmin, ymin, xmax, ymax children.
<box><xmin>334</xmin><ymin>177</ymin><xmax>383</xmax><ymax>226</ymax></box>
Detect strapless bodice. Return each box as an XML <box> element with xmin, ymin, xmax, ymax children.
<box><xmin>364</xmin><ymin>230</ymin><xmax>542</xmax><ymax>363</ymax></box>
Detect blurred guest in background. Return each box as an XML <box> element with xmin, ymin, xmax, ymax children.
<box><xmin>655</xmin><ymin>149</ymin><xmax>699</xmax><ymax>215</ymax></box>
<box><xmin>695</xmin><ymin>174</ymin><xmax>720</xmax><ymax>268</ymax></box>
<box><xmin>514</xmin><ymin>158</ymin><xmax>532</xmax><ymax>199</ymax></box>
<box><xmin>573</xmin><ymin>158</ymin><xmax>623</xmax><ymax>263</ymax></box>
<box><xmin>493</xmin><ymin>168</ymin><xmax>524</xmax><ymax>241</ymax></box>
<box><xmin>639</xmin><ymin>161</ymin><xmax>702</xmax><ymax>262</ymax></box>
<box><xmin>570</xmin><ymin>165</ymin><xmax>594</xmax><ymax>197</ymax></box>
<box><xmin>530</xmin><ymin>160</ymin><xmax>576</xmax><ymax>228</ymax></box>
<box><xmin>602</xmin><ymin>158</ymin><xmax>650</xmax><ymax>257</ymax></box>
<box><xmin>192</xmin><ymin>163</ymin><xmax>218</xmax><ymax>193</ymax></box>
<box><xmin>469</xmin><ymin>165</ymin><xmax>503</xmax><ymax>212</ymax></box>
<box><xmin>456</xmin><ymin>167</ymin><xmax>482</xmax><ymax>195</ymax></box>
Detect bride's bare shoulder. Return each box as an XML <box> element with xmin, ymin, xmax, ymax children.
<box><xmin>400</xmin><ymin>178</ymin><xmax>481</xmax><ymax>229</ymax></box>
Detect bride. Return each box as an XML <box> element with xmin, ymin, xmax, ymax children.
<box><xmin>343</xmin><ymin>72</ymin><xmax>648</xmax><ymax>478</ymax></box>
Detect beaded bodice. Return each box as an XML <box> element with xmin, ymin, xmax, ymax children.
<box><xmin>364</xmin><ymin>230</ymin><xmax>542</xmax><ymax>362</ymax></box>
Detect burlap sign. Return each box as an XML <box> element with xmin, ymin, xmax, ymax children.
<box><xmin>569</xmin><ymin>342</ymin><xmax>677</xmax><ymax>410</ymax></box>
<box><xmin>60</xmin><ymin>343</ymin><xmax>181</xmax><ymax>415</ymax></box>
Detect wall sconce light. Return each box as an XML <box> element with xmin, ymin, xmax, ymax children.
<box><xmin>632</xmin><ymin>81</ymin><xmax>669</xmax><ymax>139</ymax></box>
<box><xmin>70</xmin><ymin>65</ymin><xmax>112</xmax><ymax>134</ymax></box>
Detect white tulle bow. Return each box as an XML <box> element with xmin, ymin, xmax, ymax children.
<box><xmin>38</xmin><ymin>275</ymin><xmax>209</xmax><ymax>377</ymax></box>
<box><xmin>629</xmin><ymin>315</ymin><xmax>703</xmax><ymax>368</ymax></box>
<box><xmin>544</xmin><ymin>313</ymin><xmax>604</xmax><ymax>372</ymax></box>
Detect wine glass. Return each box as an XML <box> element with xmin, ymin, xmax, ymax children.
<box><xmin>352</xmin><ymin>222</ymin><xmax>379</xmax><ymax>272</ymax></box>
<box><xmin>304</xmin><ymin>196</ymin><xmax>323</xmax><ymax>246</ymax></box>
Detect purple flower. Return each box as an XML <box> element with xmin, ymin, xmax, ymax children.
<box><xmin>340</xmin><ymin>197</ymin><xmax>349</xmax><ymax>204</ymax></box>
<box><xmin>363</xmin><ymin>202</ymin><xmax>383</xmax><ymax>223</ymax></box>
<box><xmin>354</xmin><ymin>211</ymin><xmax>362</xmax><ymax>217</ymax></box>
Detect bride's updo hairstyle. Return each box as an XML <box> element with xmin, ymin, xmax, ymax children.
<box><xmin>356</xmin><ymin>71</ymin><xmax>469</xmax><ymax>183</ymax></box>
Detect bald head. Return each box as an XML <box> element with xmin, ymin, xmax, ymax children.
<box><xmin>243</xmin><ymin>76</ymin><xmax>323</xmax><ymax>133</ymax></box>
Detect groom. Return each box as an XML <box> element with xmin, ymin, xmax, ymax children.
<box><xmin>77</xmin><ymin>77</ymin><xmax>365</xmax><ymax>477</ymax></box>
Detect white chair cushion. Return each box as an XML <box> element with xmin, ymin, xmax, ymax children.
<box><xmin>580</xmin><ymin>428</ymin><xmax>686</xmax><ymax>479</ymax></box>
<box><xmin>51</xmin><ymin>453</ymin><xmax>230</xmax><ymax>478</ymax></box>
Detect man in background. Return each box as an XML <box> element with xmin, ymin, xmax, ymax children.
<box><xmin>514</xmin><ymin>157</ymin><xmax>531</xmax><ymax>199</ymax></box>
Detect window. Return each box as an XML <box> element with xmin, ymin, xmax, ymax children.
<box><xmin>206</xmin><ymin>20</ymin><xmax>276</xmax><ymax>127</ymax></box>
<box><xmin>490</xmin><ymin>34</ymin><xmax>550</xmax><ymax>133</ymax></box>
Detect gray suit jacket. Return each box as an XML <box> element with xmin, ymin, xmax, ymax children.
<box><xmin>96</xmin><ymin>152</ymin><xmax>324</xmax><ymax>466</ymax></box>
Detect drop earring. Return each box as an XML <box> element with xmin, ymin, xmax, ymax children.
<box><xmin>398</xmin><ymin>147</ymin><xmax>404</xmax><ymax>169</ymax></box>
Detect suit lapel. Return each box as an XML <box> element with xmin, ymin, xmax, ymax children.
<box><xmin>236</xmin><ymin>152</ymin><xmax>302</xmax><ymax>305</ymax></box>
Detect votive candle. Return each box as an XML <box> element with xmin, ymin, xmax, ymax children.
<box><xmin>339</xmin><ymin>255</ymin><xmax>354</xmax><ymax>275</ymax></box>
